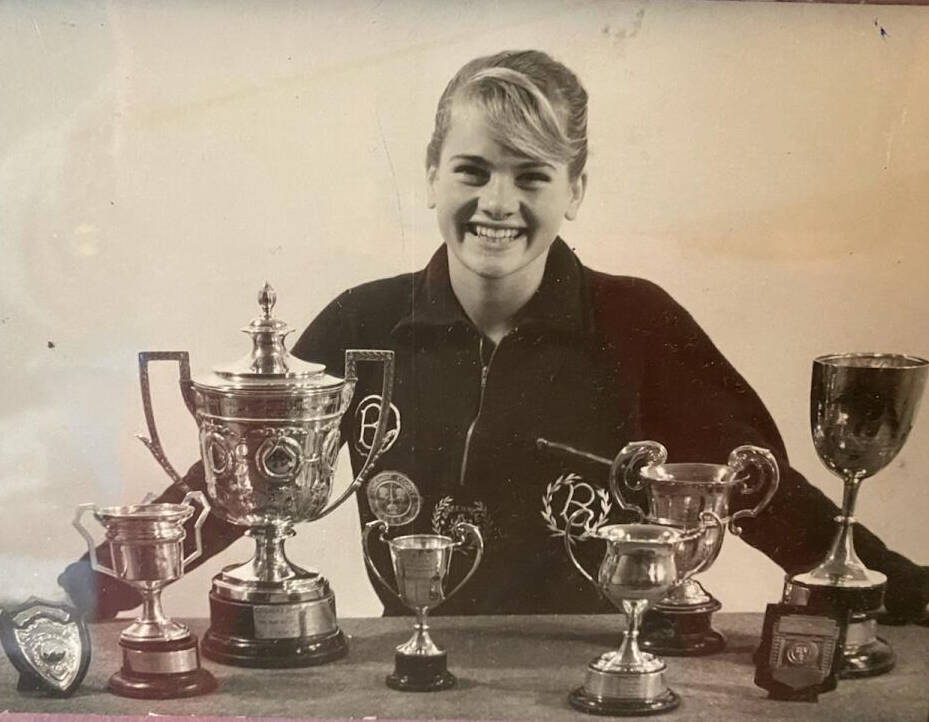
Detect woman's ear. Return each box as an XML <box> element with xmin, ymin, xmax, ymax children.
<box><xmin>426</xmin><ymin>166</ymin><xmax>437</xmax><ymax>209</ymax></box>
<box><xmin>564</xmin><ymin>172</ymin><xmax>587</xmax><ymax>221</ymax></box>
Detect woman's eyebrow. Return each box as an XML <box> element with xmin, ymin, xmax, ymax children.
<box><xmin>450</xmin><ymin>154</ymin><xmax>489</xmax><ymax>165</ymax></box>
<box><xmin>450</xmin><ymin>154</ymin><xmax>555</xmax><ymax>171</ymax></box>
<box><xmin>515</xmin><ymin>160</ymin><xmax>555</xmax><ymax>170</ymax></box>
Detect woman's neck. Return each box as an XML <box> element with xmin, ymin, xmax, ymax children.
<box><xmin>447</xmin><ymin>250</ymin><xmax>548</xmax><ymax>345</ymax></box>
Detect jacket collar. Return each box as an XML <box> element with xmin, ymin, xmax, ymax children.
<box><xmin>391</xmin><ymin>237</ymin><xmax>593</xmax><ymax>338</ymax></box>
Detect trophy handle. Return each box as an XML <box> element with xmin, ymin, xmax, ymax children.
<box><xmin>445</xmin><ymin>522</ymin><xmax>484</xmax><ymax>602</ymax></box>
<box><xmin>727</xmin><ymin>445</ymin><xmax>780</xmax><ymax>537</ymax></box>
<box><xmin>608</xmin><ymin>440</ymin><xmax>667</xmax><ymax>520</ymax></box>
<box><xmin>136</xmin><ymin>350</ymin><xmax>195</xmax><ymax>485</ymax></box>
<box><xmin>314</xmin><ymin>349</ymin><xmax>395</xmax><ymax>521</ymax></box>
<box><xmin>71</xmin><ymin>504</ymin><xmax>119</xmax><ymax>580</ymax></box>
<box><xmin>677</xmin><ymin>510</ymin><xmax>725</xmax><ymax>579</ymax></box>
<box><xmin>361</xmin><ymin>519</ymin><xmax>401</xmax><ymax>601</ymax></box>
<box><xmin>564</xmin><ymin>508</ymin><xmax>597</xmax><ymax>585</ymax></box>
<box><xmin>180</xmin><ymin>490</ymin><xmax>211</xmax><ymax>568</ymax></box>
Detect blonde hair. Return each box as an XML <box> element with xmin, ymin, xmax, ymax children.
<box><xmin>426</xmin><ymin>50</ymin><xmax>588</xmax><ymax>180</ymax></box>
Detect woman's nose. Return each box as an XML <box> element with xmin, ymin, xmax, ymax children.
<box><xmin>478</xmin><ymin>176</ymin><xmax>519</xmax><ymax>218</ymax></box>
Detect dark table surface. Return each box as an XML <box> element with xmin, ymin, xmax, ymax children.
<box><xmin>1</xmin><ymin>614</ymin><xmax>927</xmax><ymax>721</ymax></box>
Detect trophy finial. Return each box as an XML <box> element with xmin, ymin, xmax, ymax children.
<box><xmin>258</xmin><ymin>283</ymin><xmax>276</xmax><ymax>320</ymax></box>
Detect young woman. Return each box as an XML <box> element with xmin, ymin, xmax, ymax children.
<box><xmin>62</xmin><ymin>50</ymin><xmax>929</xmax><ymax>621</ymax></box>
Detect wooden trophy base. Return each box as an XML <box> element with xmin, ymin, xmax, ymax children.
<box><xmin>109</xmin><ymin>634</ymin><xmax>216</xmax><ymax>699</ymax></box>
<box><xmin>386</xmin><ymin>651</ymin><xmax>457</xmax><ymax>692</ymax></box>
<box><xmin>202</xmin><ymin>590</ymin><xmax>347</xmax><ymax>668</ymax></box>
<box><xmin>783</xmin><ymin>577</ymin><xmax>893</xmax><ymax>679</ymax></box>
<box><xmin>639</xmin><ymin>600</ymin><xmax>726</xmax><ymax>657</ymax></box>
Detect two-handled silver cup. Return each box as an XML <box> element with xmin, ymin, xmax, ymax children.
<box><xmin>565</xmin><ymin>512</ymin><xmax>723</xmax><ymax>716</ymax></box>
<box><xmin>536</xmin><ymin>436</ymin><xmax>778</xmax><ymax>656</ymax></box>
<box><xmin>362</xmin><ymin>519</ymin><xmax>483</xmax><ymax>691</ymax></box>
<box><xmin>137</xmin><ymin>284</ymin><xmax>395</xmax><ymax>667</ymax></box>
<box><xmin>610</xmin><ymin>440</ymin><xmax>779</xmax><ymax>655</ymax></box>
<box><xmin>73</xmin><ymin>491</ymin><xmax>215</xmax><ymax>698</ymax></box>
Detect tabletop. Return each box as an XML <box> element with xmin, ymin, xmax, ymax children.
<box><xmin>1</xmin><ymin>613</ymin><xmax>927</xmax><ymax>721</ymax></box>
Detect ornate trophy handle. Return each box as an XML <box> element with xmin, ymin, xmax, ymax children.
<box><xmin>136</xmin><ymin>351</ymin><xmax>195</xmax><ymax>485</ymax></box>
<box><xmin>727</xmin><ymin>445</ymin><xmax>780</xmax><ymax>537</ymax></box>
<box><xmin>180</xmin><ymin>490</ymin><xmax>211</xmax><ymax>568</ymax></box>
<box><xmin>72</xmin><ymin>504</ymin><xmax>119</xmax><ymax>580</ymax></box>
<box><xmin>564</xmin><ymin>508</ymin><xmax>597</xmax><ymax>585</ymax></box>
<box><xmin>608</xmin><ymin>440</ymin><xmax>667</xmax><ymax>521</ymax></box>
<box><xmin>676</xmin><ymin>510</ymin><xmax>725</xmax><ymax>579</ymax></box>
<box><xmin>314</xmin><ymin>349</ymin><xmax>395</xmax><ymax>521</ymax></box>
<box><xmin>445</xmin><ymin>522</ymin><xmax>484</xmax><ymax>602</ymax></box>
<box><xmin>361</xmin><ymin>519</ymin><xmax>401</xmax><ymax>601</ymax></box>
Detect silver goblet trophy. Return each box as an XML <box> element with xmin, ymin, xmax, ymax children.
<box><xmin>783</xmin><ymin>353</ymin><xmax>928</xmax><ymax>678</ymax></box>
<box><xmin>610</xmin><ymin>441</ymin><xmax>778</xmax><ymax>655</ymax></box>
<box><xmin>565</xmin><ymin>512</ymin><xmax>723</xmax><ymax>716</ymax></box>
<box><xmin>362</xmin><ymin>517</ymin><xmax>483</xmax><ymax>691</ymax></box>
<box><xmin>138</xmin><ymin>284</ymin><xmax>394</xmax><ymax>667</ymax></box>
<box><xmin>73</xmin><ymin>492</ymin><xmax>215</xmax><ymax>698</ymax></box>
<box><xmin>537</xmin><ymin>437</ymin><xmax>778</xmax><ymax>656</ymax></box>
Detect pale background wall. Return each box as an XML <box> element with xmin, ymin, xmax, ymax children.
<box><xmin>1</xmin><ymin>0</ymin><xmax>927</xmax><ymax>621</ymax></box>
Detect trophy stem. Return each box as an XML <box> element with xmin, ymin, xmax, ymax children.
<box><xmin>806</xmin><ymin>477</ymin><xmax>872</xmax><ymax>585</ymax></box>
<box><xmin>122</xmin><ymin>585</ymin><xmax>188</xmax><ymax>642</ymax></box>
<box><xmin>616</xmin><ymin>599</ymin><xmax>650</xmax><ymax>669</ymax></box>
<box><xmin>141</xmin><ymin>587</ymin><xmax>168</xmax><ymax>629</ymax></box>
<box><xmin>246</xmin><ymin>525</ymin><xmax>302</xmax><ymax>582</ymax></box>
<box><xmin>397</xmin><ymin>608</ymin><xmax>442</xmax><ymax>656</ymax></box>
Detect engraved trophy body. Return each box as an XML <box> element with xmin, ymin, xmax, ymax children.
<box><xmin>138</xmin><ymin>284</ymin><xmax>394</xmax><ymax>667</ymax></box>
<box><xmin>362</xmin><ymin>472</ymin><xmax>483</xmax><ymax>692</ymax></box>
<box><xmin>565</xmin><ymin>513</ymin><xmax>722</xmax><ymax>716</ymax></box>
<box><xmin>783</xmin><ymin>353</ymin><xmax>928</xmax><ymax>678</ymax></box>
<box><xmin>538</xmin><ymin>438</ymin><xmax>778</xmax><ymax>656</ymax></box>
<box><xmin>73</xmin><ymin>492</ymin><xmax>215</xmax><ymax>698</ymax></box>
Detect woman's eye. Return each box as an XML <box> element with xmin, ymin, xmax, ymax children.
<box><xmin>453</xmin><ymin>165</ymin><xmax>488</xmax><ymax>184</ymax></box>
<box><xmin>518</xmin><ymin>172</ymin><xmax>551</xmax><ymax>188</ymax></box>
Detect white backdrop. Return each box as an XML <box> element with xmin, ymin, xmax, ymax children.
<box><xmin>1</xmin><ymin>0</ymin><xmax>928</xmax><ymax>620</ymax></box>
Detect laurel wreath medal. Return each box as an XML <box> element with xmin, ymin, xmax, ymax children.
<box><xmin>541</xmin><ymin>473</ymin><xmax>612</xmax><ymax>545</ymax></box>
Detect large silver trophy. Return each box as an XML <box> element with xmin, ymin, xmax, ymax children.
<box><xmin>73</xmin><ymin>492</ymin><xmax>215</xmax><ymax>698</ymax></box>
<box><xmin>362</xmin><ymin>505</ymin><xmax>483</xmax><ymax>692</ymax></box>
<box><xmin>538</xmin><ymin>437</ymin><xmax>778</xmax><ymax>655</ymax></box>
<box><xmin>565</xmin><ymin>514</ymin><xmax>722</xmax><ymax>716</ymax></box>
<box><xmin>783</xmin><ymin>353</ymin><xmax>928</xmax><ymax>678</ymax></box>
<box><xmin>138</xmin><ymin>284</ymin><xmax>394</xmax><ymax>667</ymax></box>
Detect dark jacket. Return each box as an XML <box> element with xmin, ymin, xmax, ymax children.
<box><xmin>60</xmin><ymin>239</ymin><xmax>929</xmax><ymax>619</ymax></box>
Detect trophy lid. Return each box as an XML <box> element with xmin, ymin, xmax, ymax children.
<box><xmin>193</xmin><ymin>283</ymin><xmax>343</xmax><ymax>392</ymax></box>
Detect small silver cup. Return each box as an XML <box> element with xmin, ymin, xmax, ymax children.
<box><xmin>362</xmin><ymin>519</ymin><xmax>483</xmax><ymax>691</ymax></box>
<box><xmin>73</xmin><ymin>491</ymin><xmax>215</xmax><ymax>698</ymax></box>
<box><xmin>565</xmin><ymin>512</ymin><xmax>722</xmax><ymax>715</ymax></box>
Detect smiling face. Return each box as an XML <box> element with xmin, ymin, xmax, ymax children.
<box><xmin>427</xmin><ymin>101</ymin><xmax>586</xmax><ymax>286</ymax></box>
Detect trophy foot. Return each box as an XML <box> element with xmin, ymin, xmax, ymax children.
<box><xmin>109</xmin><ymin>667</ymin><xmax>217</xmax><ymax>700</ymax></box>
<box><xmin>109</xmin><ymin>634</ymin><xmax>216</xmax><ymax>699</ymax></box>
<box><xmin>202</xmin><ymin>627</ymin><xmax>347</xmax><ymax>668</ymax></box>
<box><xmin>640</xmin><ymin>602</ymin><xmax>726</xmax><ymax>656</ymax></box>
<box><xmin>783</xmin><ymin>577</ymin><xmax>894</xmax><ymax>679</ymax></box>
<box><xmin>202</xmin><ymin>586</ymin><xmax>347</xmax><ymax>667</ymax></box>
<box><xmin>840</xmin><ymin>633</ymin><xmax>895</xmax><ymax>679</ymax></box>
<box><xmin>386</xmin><ymin>651</ymin><xmax>457</xmax><ymax>692</ymax></box>
<box><xmin>568</xmin><ymin>686</ymin><xmax>679</xmax><ymax>716</ymax></box>
<box><xmin>569</xmin><ymin>658</ymin><xmax>679</xmax><ymax>716</ymax></box>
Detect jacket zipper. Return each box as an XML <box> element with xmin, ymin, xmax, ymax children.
<box><xmin>458</xmin><ymin>332</ymin><xmax>508</xmax><ymax>486</ymax></box>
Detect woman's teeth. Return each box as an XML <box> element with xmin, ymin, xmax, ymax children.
<box><xmin>470</xmin><ymin>224</ymin><xmax>523</xmax><ymax>240</ymax></box>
